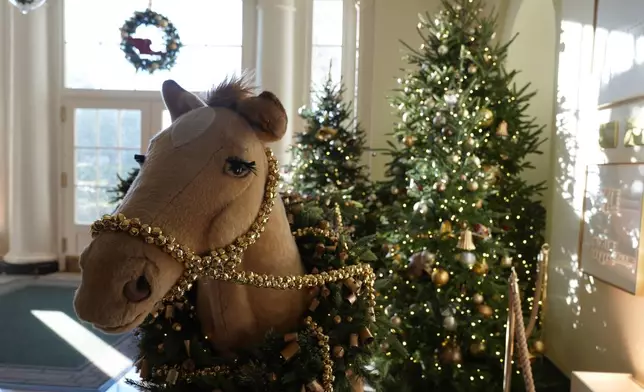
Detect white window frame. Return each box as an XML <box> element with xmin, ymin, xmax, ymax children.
<box><xmin>302</xmin><ymin>0</ymin><xmax>360</xmax><ymax>107</ymax></box>
<box><xmin>54</xmin><ymin>0</ymin><xmax>258</xmax><ymax>257</ymax></box>
<box><xmin>60</xmin><ymin>99</ymin><xmax>154</xmax><ymax>256</ymax></box>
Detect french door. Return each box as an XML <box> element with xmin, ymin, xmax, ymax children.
<box><xmin>61</xmin><ymin>99</ymin><xmax>167</xmax><ymax>256</ymax></box>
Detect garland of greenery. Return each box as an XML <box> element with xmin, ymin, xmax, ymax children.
<box><xmin>120</xmin><ymin>9</ymin><xmax>182</xmax><ymax>73</ymax></box>
<box><xmin>127</xmin><ymin>192</ymin><xmax>382</xmax><ymax>392</ymax></box>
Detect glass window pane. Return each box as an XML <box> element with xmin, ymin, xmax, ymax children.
<box><xmin>311</xmin><ymin>46</ymin><xmax>343</xmax><ymax>90</ymax></box>
<box><xmin>120</xmin><ymin>110</ymin><xmax>143</xmax><ymax>149</ymax></box>
<box><xmin>118</xmin><ymin>150</ymin><xmax>139</xmax><ymax>176</ymax></box>
<box><xmin>312</xmin><ymin>0</ymin><xmax>344</xmax><ymax>46</ymax></box>
<box><xmin>73</xmin><ymin>107</ymin><xmax>142</xmax><ymax>224</ymax></box>
<box><xmin>152</xmin><ymin>0</ymin><xmax>243</xmax><ymax>46</ymax></box>
<box><xmin>75</xmin><ymin>186</ymin><xmax>100</xmax><ymax>225</ymax></box>
<box><xmin>171</xmin><ymin>46</ymin><xmax>243</xmax><ymax>91</ymax></box>
<box><xmin>162</xmin><ymin>110</ymin><xmax>172</xmax><ymax>129</ymax></box>
<box><xmin>96</xmin><ymin>187</ymin><xmax>116</xmax><ymax>217</ymax></box>
<box><xmin>98</xmin><ymin>110</ymin><xmax>119</xmax><ymax>148</ymax></box>
<box><xmin>97</xmin><ymin>149</ymin><xmax>120</xmax><ymax>187</ymax></box>
<box><xmin>64</xmin><ymin>0</ymin><xmax>243</xmax><ymax>91</ymax></box>
<box><xmin>74</xmin><ymin>109</ymin><xmax>98</xmax><ymax>147</ymax></box>
<box><xmin>75</xmin><ymin>149</ymin><xmax>97</xmax><ymax>185</ymax></box>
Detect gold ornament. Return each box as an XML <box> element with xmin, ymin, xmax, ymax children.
<box><xmin>432</xmin><ymin>268</ymin><xmax>450</xmax><ymax>286</ymax></box>
<box><xmin>483</xmin><ymin>165</ymin><xmax>500</xmax><ymax>184</ymax></box>
<box><xmin>456</xmin><ymin>229</ymin><xmax>476</xmax><ymax>251</ymax></box>
<box><xmin>467</xmin><ymin>180</ymin><xmax>479</xmax><ymax>191</ymax></box>
<box><xmin>475</xmin><ymin>199</ymin><xmax>484</xmax><ymax>208</ymax></box>
<box><xmin>479</xmin><ymin>108</ymin><xmax>494</xmax><ymax>127</ymax></box>
<box><xmin>440</xmin><ymin>344</ymin><xmax>463</xmax><ymax>364</ymax></box>
<box><xmin>470</xmin><ymin>341</ymin><xmax>486</xmax><ymax>355</ymax></box>
<box><xmin>501</xmin><ymin>255</ymin><xmax>513</xmax><ymax>267</ymax></box>
<box><xmin>349</xmin><ymin>333</ymin><xmax>359</xmax><ymax>347</ymax></box>
<box><xmin>533</xmin><ymin>340</ymin><xmax>545</xmax><ymax>354</ymax></box>
<box><xmin>166</xmin><ymin>368</ymin><xmax>179</xmax><ymax>384</ymax></box>
<box><xmin>280</xmin><ymin>341</ymin><xmax>301</xmax><ymax>361</ymax></box>
<box><xmin>468</xmin><ymin>64</ymin><xmax>478</xmax><ymax>74</ymax></box>
<box><xmin>359</xmin><ymin>327</ymin><xmax>374</xmax><ymax>345</ymax></box>
<box><xmin>496</xmin><ymin>120</ymin><xmax>509</xmax><ymax>137</ymax></box>
<box><xmin>315</xmin><ymin>126</ymin><xmax>338</xmax><ymax>141</ymax></box>
<box><xmin>472</xmin><ymin>261</ymin><xmax>489</xmax><ymax>275</ymax></box>
<box><xmin>333</xmin><ymin>345</ymin><xmax>345</xmax><ymax>358</ymax></box>
<box><xmin>478</xmin><ymin>304</ymin><xmax>493</xmax><ymax>318</ymax></box>
<box><xmin>390</xmin><ymin>315</ymin><xmax>402</xmax><ymax>326</ymax></box>
<box><xmin>403</xmin><ymin>135</ymin><xmax>416</xmax><ymax>147</ymax></box>
<box><xmin>440</xmin><ymin>220</ymin><xmax>453</xmax><ymax>236</ymax></box>
<box><xmin>472</xmin><ymin>293</ymin><xmax>484</xmax><ymax>304</ymax></box>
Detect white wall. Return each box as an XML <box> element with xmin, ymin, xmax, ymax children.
<box><xmin>359</xmin><ymin>0</ymin><xmax>439</xmax><ymax>180</ymax></box>
<box><xmin>543</xmin><ymin>0</ymin><xmax>644</xmax><ymax>382</ymax></box>
<box><xmin>501</xmin><ymin>0</ymin><xmax>557</xmax><ymax>193</ymax></box>
<box><xmin>0</xmin><ymin>1</ymin><xmax>9</xmax><ymax>256</ymax></box>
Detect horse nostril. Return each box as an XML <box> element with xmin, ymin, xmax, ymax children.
<box><xmin>123</xmin><ymin>275</ymin><xmax>151</xmax><ymax>303</ymax></box>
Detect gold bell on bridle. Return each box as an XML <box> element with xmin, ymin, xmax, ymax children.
<box><xmin>456</xmin><ymin>229</ymin><xmax>476</xmax><ymax>251</ymax></box>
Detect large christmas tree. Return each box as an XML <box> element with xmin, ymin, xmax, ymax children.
<box><xmin>374</xmin><ymin>0</ymin><xmax>547</xmax><ymax>390</ymax></box>
<box><xmin>286</xmin><ymin>73</ymin><xmax>377</xmax><ymax>239</ymax></box>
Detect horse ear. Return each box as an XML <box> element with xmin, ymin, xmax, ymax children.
<box><xmin>161</xmin><ymin>80</ymin><xmax>205</xmax><ymax>122</ymax></box>
<box><xmin>236</xmin><ymin>91</ymin><xmax>287</xmax><ymax>142</ymax></box>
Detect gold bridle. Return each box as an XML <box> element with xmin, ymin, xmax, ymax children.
<box><xmin>89</xmin><ymin>147</ymin><xmax>375</xmax><ymax>306</ymax></box>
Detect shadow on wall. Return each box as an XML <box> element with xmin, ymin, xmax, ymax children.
<box><xmin>544</xmin><ymin>2</ymin><xmax>644</xmax><ymax>381</ymax></box>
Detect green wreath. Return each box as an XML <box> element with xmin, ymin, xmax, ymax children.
<box><xmin>126</xmin><ymin>193</ymin><xmax>386</xmax><ymax>392</ymax></box>
<box><xmin>120</xmin><ymin>9</ymin><xmax>182</xmax><ymax>74</ymax></box>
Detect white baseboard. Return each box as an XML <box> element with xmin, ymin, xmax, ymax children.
<box><xmin>571</xmin><ymin>372</ymin><xmax>643</xmax><ymax>392</ymax></box>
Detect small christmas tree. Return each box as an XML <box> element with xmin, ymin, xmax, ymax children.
<box><xmin>286</xmin><ymin>73</ymin><xmax>377</xmax><ymax>239</ymax></box>
<box><xmin>374</xmin><ymin>0</ymin><xmax>547</xmax><ymax>390</ymax></box>
<box><xmin>109</xmin><ymin>154</ymin><xmax>144</xmax><ymax>204</ymax></box>
<box><xmin>109</xmin><ymin>168</ymin><xmax>139</xmax><ymax>204</ymax></box>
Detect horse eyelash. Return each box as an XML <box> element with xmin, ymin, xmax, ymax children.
<box><xmin>227</xmin><ymin>157</ymin><xmax>258</xmax><ymax>175</ymax></box>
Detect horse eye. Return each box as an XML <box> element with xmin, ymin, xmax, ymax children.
<box><xmin>134</xmin><ymin>154</ymin><xmax>146</xmax><ymax>165</ymax></box>
<box><xmin>224</xmin><ymin>157</ymin><xmax>256</xmax><ymax>178</ymax></box>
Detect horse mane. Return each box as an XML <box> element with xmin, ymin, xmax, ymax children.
<box><xmin>203</xmin><ymin>72</ymin><xmax>256</xmax><ymax>109</ymax></box>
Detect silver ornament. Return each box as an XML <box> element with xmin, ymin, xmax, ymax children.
<box><xmin>460</xmin><ymin>251</ymin><xmax>477</xmax><ymax>266</ymax></box>
<box><xmin>413</xmin><ymin>201</ymin><xmax>430</xmax><ymax>214</ymax></box>
<box><xmin>443</xmin><ymin>315</ymin><xmax>457</xmax><ymax>331</ymax></box>
<box><xmin>433</xmin><ymin>114</ymin><xmax>446</xmax><ymax>126</ymax></box>
<box><xmin>438</xmin><ymin>45</ymin><xmax>449</xmax><ymax>55</ymax></box>
<box><xmin>444</xmin><ymin>92</ymin><xmax>458</xmax><ymax>106</ymax></box>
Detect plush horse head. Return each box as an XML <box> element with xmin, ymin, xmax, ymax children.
<box><xmin>74</xmin><ymin>77</ymin><xmax>307</xmax><ymax>351</ymax></box>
